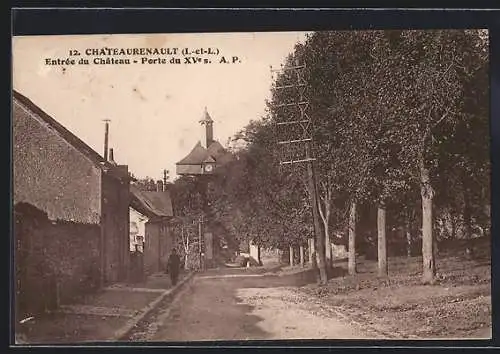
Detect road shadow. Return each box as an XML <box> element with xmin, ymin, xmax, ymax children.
<box><xmin>177</xmin><ymin>264</ymin><xmax>353</xmax><ymax>341</ymax></box>
<box><xmin>198</xmin><ymin>269</ymin><xmax>315</xmax><ymax>289</ymax></box>
<box><xmin>163</xmin><ymin>264</ymin><xmax>352</xmax><ymax>341</ymax></box>
<box><xmin>202</xmin><ymin>263</ymin><xmax>285</xmax><ymax>277</ymax></box>
<box><xmin>136</xmin><ymin>274</ymin><xmax>272</xmax><ymax>342</ymax></box>
<box><xmin>230</xmin><ymin>301</ymin><xmax>271</xmax><ymax>339</ymax></box>
<box><xmin>153</xmin><ymin>299</ymin><xmax>270</xmax><ymax>342</ymax></box>
<box><xmin>199</xmin><ymin>264</ymin><xmax>348</xmax><ymax>289</ymax></box>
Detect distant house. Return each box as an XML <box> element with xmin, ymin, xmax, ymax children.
<box><xmin>129</xmin><ymin>208</ymin><xmax>147</xmax><ymax>253</ymax></box>
<box><xmin>13</xmin><ymin>90</ymin><xmax>130</xmax><ymax>319</ymax></box>
<box><xmin>129</xmin><ymin>181</ymin><xmax>175</xmax><ymax>275</ymax></box>
<box><xmin>176</xmin><ymin>107</ymin><xmax>234</xmax><ymax>176</ymax></box>
<box><xmin>175</xmin><ymin>108</ymin><xmax>234</xmax><ymax>269</ymax></box>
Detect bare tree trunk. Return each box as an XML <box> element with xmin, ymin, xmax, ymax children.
<box><xmin>308</xmin><ymin>238</ymin><xmax>317</xmax><ymax>268</ymax></box>
<box><xmin>420</xmin><ymin>161</ymin><xmax>435</xmax><ymax>284</ymax></box>
<box><xmin>348</xmin><ymin>201</ymin><xmax>357</xmax><ymax>275</ymax></box>
<box><xmin>300</xmin><ymin>245</ymin><xmax>305</xmax><ymax>267</ymax></box>
<box><xmin>315</xmin><ymin>225</ymin><xmax>327</xmax><ymax>283</ymax></box>
<box><xmin>289</xmin><ymin>245</ymin><xmax>294</xmax><ymax>267</ymax></box>
<box><xmin>324</xmin><ymin>221</ymin><xmax>332</xmax><ymax>269</ymax></box>
<box><xmin>318</xmin><ymin>186</ymin><xmax>332</xmax><ymax>270</ymax></box>
<box><xmin>307</xmin><ymin>158</ymin><xmax>327</xmax><ymax>284</ymax></box>
<box><xmin>183</xmin><ymin>226</ymin><xmax>190</xmax><ymax>268</ymax></box>
<box><xmin>377</xmin><ymin>204</ymin><xmax>388</xmax><ymax>277</ymax></box>
<box><xmin>405</xmin><ymin>213</ymin><xmax>412</xmax><ymax>258</ymax></box>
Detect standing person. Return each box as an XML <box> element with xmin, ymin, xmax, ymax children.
<box><xmin>166</xmin><ymin>248</ymin><xmax>181</xmax><ymax>286</ymax></box>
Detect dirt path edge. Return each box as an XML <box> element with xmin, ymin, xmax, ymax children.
<box><xmin>112</xmin><ymin>272</ymin><xmax>195</xmax><ymax>341</ymax></box>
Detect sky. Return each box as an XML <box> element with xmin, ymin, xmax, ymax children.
<box><xmin>13</xmin><ymin>32</ymin><xmax>309</xmax><ymax>181</ymax></box>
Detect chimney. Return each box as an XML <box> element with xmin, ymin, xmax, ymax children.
<box><xmin>103</xmin><ymin>119</ymin><xmax>110</xmax><ymax>160</ymax></box>
<box><xmin>109</xmin><ymin>148</ymin><xmax>116</xmax><ymax>164</ymax></box>
<box><xmin>156</xmin><ymin>180</ymin><xmax>164</xmax><ymax>192</ymax></box>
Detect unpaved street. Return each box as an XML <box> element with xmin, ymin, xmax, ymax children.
<box><xmin>144</xmin><ymin>270</ymin><xmax>381</xmax><ymax>341</ymax></box>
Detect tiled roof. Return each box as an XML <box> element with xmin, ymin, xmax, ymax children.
<box><xmin>130</xmin><ymin>184</ymin><xmax>173</xmax><ymax>218</ymax></box>
<box><xmin>176</xmin><ymin>139</ymin><xmax>235</xmax><ymax>170</ymax></box>
<box><xmin>203</xmin><ymin>155</ymin><xmax>216</xmax><ymax>163</ymax></box>
<box><xmin>13</xmin><ymin>90</ymin><xmax>126</xmax><ymax>179</ymax></box>
<box><xmin>207</xmin><ymin>140</ymin><xmax>225</xmax><ymax>156</ymax></box>
<box><xmin>14</xmin><ymin>91</ymin><xmax>106</xmax><ymax>166</ymax></box>
<box><xmin>176</xmin><ymin>141</ymin><xmax>210</xmax><ymax>165</ymax></box>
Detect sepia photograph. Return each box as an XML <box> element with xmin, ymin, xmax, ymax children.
<box><xmin>12</xmin><ymin>28</ymin><xmax>491</xmax><ymax>344</ymax></box>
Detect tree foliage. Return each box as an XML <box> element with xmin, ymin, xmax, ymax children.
<box><xmin>169</xmin><ymin>30</ymin><xmax>489</xmax><ymax>280</ymax></box>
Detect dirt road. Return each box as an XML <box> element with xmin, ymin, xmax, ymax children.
<box><xmin>141</xmin><ymin>269</ymin><xmax>382</xmax><ymax>341</ymax></box>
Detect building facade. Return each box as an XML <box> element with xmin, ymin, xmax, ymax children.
<box><xmin>130</xmin><ymin>182</ymin><xmax>175</xmax><ymax>275</ymax></box>
<box><xmin>130</xmin><ymin>207</ymin><xmax>147</xmax><ymax>252</ymax></box>
<box><xmin>175</xmin><ymin>108</ymin><xmax>234</xmax><ymax>269</ymax></box>
<box><xmin>13</xmin><ymin>91</ymin><xmax>130</xmax><ymax>319</ymax></box>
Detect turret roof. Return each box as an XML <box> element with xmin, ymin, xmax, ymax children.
<box><xmin>199</xmin><ymin>106</ymin><xmax>213</xmax><ymax>124</ymax></box>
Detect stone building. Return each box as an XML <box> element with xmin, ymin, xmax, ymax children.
<box><xmin>175</xmin><ymin>108</ymin><xmax>233</xmax><ymax>268</ymax></box>
<box><xmin>176</xmin><ymin>107</ymin><xmax>234</xmax><ymax>175</ymax></box>
<box><xmin>13</xmin><ymin>90</ymin><xmax>130</xmax><ymax>319</ymax></box>
<box><xmin>130</xmin><ymin>182</ymin><xmax>174</xmax><ymax>275</ymax></box>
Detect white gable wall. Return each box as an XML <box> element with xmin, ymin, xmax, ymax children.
<box><xmin>130</xmin><ymin>207</ymin><xmax>148</xmax><ymax>252</ymax></box>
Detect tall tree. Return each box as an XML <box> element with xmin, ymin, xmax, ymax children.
<box><xmin>373</xmin><ymin>30</ymin><xmax>488</xmax><ymax>283</ymax></box>
<box><xmin>300</xmin><ymin>31</ymin><xmax>387</xmax><ymax>275</ymax></box>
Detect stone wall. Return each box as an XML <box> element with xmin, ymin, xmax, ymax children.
<box><xmin>12</xmin><ymin>95</ymin><xmax>130</xmax><ymax>315</ymax></box>
<box><xmin>13</xmin><ymin>98</ymin><xmax>104</xmax><ymax>319</ymax></box>
<box><xmin>101</xmin><ymin>173</ymin><xmax>130</xmax><ymax>283</ymax></box>
<box><xmin>144</xmin><ymin>221</ymin><xmax>174</xmax><ymax>274</ymax></box>
<box><xmin>14</xmin><ymin>203</ymin><xmax>101</xmax><ymax>319</ymax></box>
<box><xmin>144</xmin><ymin>222</ymin><xmax>160</xmax><ymax>274</ymax></box>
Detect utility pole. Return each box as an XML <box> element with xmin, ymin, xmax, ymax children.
<box><xmin>198</xmin><ymin>214</ymin><xmax>203</xmax><ymax>271</ymax></box>
<box><xmin>100</xmin><ymin>120</ymin><xmax>111</xmax><ymax>288</ymax></box>
<box><xmin>103</xmin><ymin>119</ymin><xmax>111</xmax><ymax>161</ymax></box>
<box><xmin>199</xmin><ymin>177</ymin><xmax>208</xmax><ymax>271</ymax></box>
<box><xmin>271</xmin><ymin>60</ymin><xmax>327</xmax><ymax>284</ymax></box>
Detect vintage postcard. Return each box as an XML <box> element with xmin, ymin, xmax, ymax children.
<box><xmin>12</xmin><ymin>30</ymin><xmax>491</xmax><ymax>344</ymax></box>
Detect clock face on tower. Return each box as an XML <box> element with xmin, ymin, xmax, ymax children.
<box><xmin>204</xmin><ymin>164</ymin><xmax>213</xmax><ymax>173</ymax></box>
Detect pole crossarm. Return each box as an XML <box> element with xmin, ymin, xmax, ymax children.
<box><xmin>274</xmin><ymin>101</ymin><xmax>309</xmax><ymax>108</ymax></box>
<box><xmin>276</xmin><ymin>120</ymin><xmax>310</xmax><ymax>126</ymax></box>
<box><xmin>275</xmin><ymin>83</ymin><xmax>307</xmax><ymax>90</ymax></box>
<box><xmin>270</xmin><ymin>64</ymin><xmax>306</xmax><ymax>73</ymax></box>
<box><xmin>278</xmin><ymin>138</ymin><xmax>312</xmax><ymax>145</ymax></box>
<box><xmin>280</xmin><ymin>158</ymin><xmax>316</xmax><ymax>165</ymax></box>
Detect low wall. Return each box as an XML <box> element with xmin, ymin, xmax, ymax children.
<box><xmin>15</xmin><ymin>203</ymin><xmax>101</xmax><ymax>319</ymax></box>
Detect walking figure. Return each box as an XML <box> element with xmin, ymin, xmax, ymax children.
<box><xmin>166</xmin><ymin>248</ymin><xmax>181</xmax><ymax>286</ymax></box>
